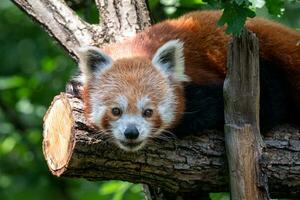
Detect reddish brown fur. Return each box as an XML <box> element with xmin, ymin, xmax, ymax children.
<box><xmin>83</xmin><ymin>10</ymin><xmax>300</xmax><ymax>128</ymax></box>
<box><xmin>83</xmin><ymin>57</ymin><xmax>185</xmax><ymax>129</ymax></box>
<box><xmin>82</xmin><ymin>84</ymin><xmax>92</xmax><ymax>123</ymax></box>
<box><xmin>102</xmin><ymin>10</ymin><xmax>300</xmax><ymax>110</ymax></box>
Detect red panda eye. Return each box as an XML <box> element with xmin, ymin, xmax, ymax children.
<box><xmin>143</xmin><ymin>109</ymin><xmax>153</xmax><ymax>118</ymax></box>
<box><xmin>112</xmin><ymin>107</ymin><xmax>122</xmax><ymax>117</ymax></box>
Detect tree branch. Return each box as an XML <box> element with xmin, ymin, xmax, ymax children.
<box><xmin>11</xmin><ymin>0</ymin><xmax>152</xmax><ymax>60</ymax></box>
<box><xmin>42</xmin><ymin>93</ymin><xmax>300</xmax><ymax>198</ymax></box>
<box><xmin>95</xmin><ymin>0</ymin><xmax>151</xmax><ymax>43</ymax></box>
<box><xmin>11</xmin><ymin>0</ymin><xmax>100</xmax><ymax>60</ymax></box>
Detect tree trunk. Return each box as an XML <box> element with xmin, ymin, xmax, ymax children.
<box><xmin>43</xmin><ymin>92</ymin><xmax>300</xmax><ymax>198</ymax></box>
<box><xmin>224</xmin><ymin>29</ymin><xmax>269</xmax><ymax>199</ymax></box>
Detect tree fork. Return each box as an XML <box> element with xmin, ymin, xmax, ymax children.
<box><xmin>12</xmin><ymin>0</ymin><xmax>151</xmax><ymax>60</ymax></box>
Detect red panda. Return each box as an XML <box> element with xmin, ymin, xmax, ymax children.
<box><xmin>75</xmin><ymin>11</ymin><xmax>300</xmax><ymax>151</ymax></box>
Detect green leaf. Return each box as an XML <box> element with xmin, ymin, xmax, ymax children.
<box><xmin>218</xmin><ymin>2</ymin><xmax>256</xmax><ymax>35</ymax></box>
<box><xmin>265</xmin><ymin>0</ymin><xmax>285</xmax><ymax>16</ymax></box>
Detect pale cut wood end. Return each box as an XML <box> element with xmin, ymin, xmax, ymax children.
<box><xmin>43</xmin><ymin>93</ymin><xmax>74</xmax><ymax>175</ymax></box>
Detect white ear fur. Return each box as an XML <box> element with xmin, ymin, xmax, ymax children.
<box><xmin>77</xmin><ymin>46</ymin><xmax>113</xmax><ymax>84</ymax></box>
<box><xmin>152</xmin><ymin>39</ymin><xmax>190</xmax><ymax>82</ymax></box>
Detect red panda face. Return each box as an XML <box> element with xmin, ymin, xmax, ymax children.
<box><xmin>78</xmin><ymin>40</ymin><xmax>188</xmax><ymax>151</ymax></box>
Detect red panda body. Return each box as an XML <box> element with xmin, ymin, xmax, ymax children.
<box><xmin>76</xmin><ymin>11</ymin><xmax>300</xmax><ymax>151</ymax></box>
<box><xmin>104</xmin><ymin>10</ymin><xmax>300</xmax><ymax>104</ymax></box>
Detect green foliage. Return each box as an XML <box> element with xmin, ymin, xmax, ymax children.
<box><xmin>0</xmin><ymin>0</ymin><xmax>299</xmax><ymax>200</ymax></box>
<box><xmin>217</xmin><ymin>1</ymin><xmax>256</xmax><ymax>35</ymax></box>
<box><xmin>265</xmin><ymin>0</ymin><xmax>284</xmax><ymax>16</ymax></box>
<box><xmin>151</xmin><ymin>0</ymin><xmax>299</xmax><ymax>35</ymax></box>
<box><xmin>99</xmin><ymin>181</ymin><xmax>144</xmax><ymax>200</ymax></box>
<box><xmin>210</xmin><ymin>193</ymin><xmax>230</xmax><ymax>200</ymax></box>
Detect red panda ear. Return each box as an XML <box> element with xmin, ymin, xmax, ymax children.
<box><xmin>77</xmin><ymin>46</ymin><xmax>113</xmax><ymax>83</ymax></box>
<box><xmin>152</xmin><ymin>40</ymin><xmax>189</xmax><ymax>82</ymax></box>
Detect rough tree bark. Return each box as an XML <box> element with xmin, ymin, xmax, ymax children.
<box><xmin>42</xmin><ymin>92</ymin><xmax>300</xmax><ymax>198</ymax></box>
<box><xmin>12</xmin><ymin>0</ymin><xmax>151</xmax><ymax>60</ymax></box>
<box><xmin>224</xmin><ymin>29</ymin><xmax>269</xmax><ymax>199</ymax></box>
<box><xmin>12</xmin><ymin>0</ymin><xmax>300</xmax><ymax>199</ymax></box>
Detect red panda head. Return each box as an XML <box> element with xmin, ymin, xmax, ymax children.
<box><xmin>78</xmin><ymin>40</ymin><xmax>189</xmax><ymax>151</ymax></box>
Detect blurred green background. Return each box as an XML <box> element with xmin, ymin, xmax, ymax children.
<box><xmin>0</xmin><ymin>0</ymin><xmax>299</xmax><ymax>200</ymax></box>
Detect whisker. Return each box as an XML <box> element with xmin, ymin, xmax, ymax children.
<box><xmin>173</xmin><ymin>109</ymin><xmax>203</xmax><ymax>115</ymax></box>
<box><xmin>150</xmin><ymin>128</ymin><xmax>177</xmax><ymax>139</ymax></box>
<box><xmin>147</xmin><ymin>129</ymin><xmax>177</xmax><ymax>143</ymax></box>
<box><xmin>147</xmin><ymin>138</ymin><xmax>163</xmax><ymax>146</ymax></box>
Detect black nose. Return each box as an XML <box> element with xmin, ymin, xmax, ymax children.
<box><xmin>124</xmin><ymin>124</ymin><xmax>139</xmax><ymax>140</ymax></box>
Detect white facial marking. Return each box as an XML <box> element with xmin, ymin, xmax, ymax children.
<box><xmin>73</xmin><ymin>74</ymin><xmax>85</xmax><ymax>85</ymax></box>
<box><xmin>89</xmin><ymin>86</ymin><xmax>108</xmax><ymax>127</ymax></box>
<box><xmin>115</xmin><ymin>140</ymin><xmax>147</xmax><ymax>151</ymax></box>
<box><xmin>90</xmin><ymin>104</ymin><xmax>106</xmax><ymax>127</ymax></box>
<box><xmin>117</xmin><ymin>95</ymin><xmax>128</xmax><ymax>111</ymax></box>
<box><xmin>137</xmin><ymin>96</ymin><xmax>150</xmax><ymax>111</ymax></box>
<box><xmin>109</xmin><ymin>113</ymin><xmax>152</xmax><ymax>151</ymax></box>
<box><xmin>111</xmin><ymin>114</ymin><xmax>150</xmax><ymax>141</ymax></box>
<box><xmin>158</xmin><ymin>88</ymin><xmax>175</xmax><ymax>126</ymax></box>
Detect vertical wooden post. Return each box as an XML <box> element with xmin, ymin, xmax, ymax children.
<box><xmin>224</xmin><ymin>29</ymin><xmax>270</xmax><ymax>200</ymax></box>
